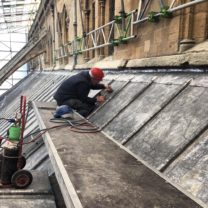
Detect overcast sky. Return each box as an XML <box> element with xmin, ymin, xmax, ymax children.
<box><xmin>0</xmin><ymin>33</ymin><xmax>27</xmax><ymax>95</ymax></box>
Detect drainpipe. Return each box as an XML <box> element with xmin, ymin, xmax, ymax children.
<box><xmin>50</xmin><ymin>3</ymin><xmax>56</xmax><ymax>68</ymax></box>
<box><xmin>73</xmin><ymin>0</ymin><xmax>77</xmax><ymax>69</ymax></box>
<box><xmin>84</xmin><ymin>0</ymin><xmax>90</xmax><ymax>61</ymax></box>
<box><xmin>79</xmin><ymin>0</ymin><xmax>85</xmax><ymax>36</ymax></box>
<box><xmin>84</xmin><ymin>0</ymin><xmax>90</xmax><ymax>34</ymax></box>
<box><xmin>99</xmin><ymin>0</ymin><xmax>105</xmax><ymax>59</ymax></box>
<box><xmin>120</xmin><ymin>0</ymin><xmax>126</xmax><ymax>33</ymax></box>
<box><xmin>120</xmin><ymin>0</ymin><xmax>125</xmax><ymax>14</ymax></box>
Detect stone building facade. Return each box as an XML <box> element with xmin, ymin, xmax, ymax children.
<box><xmin>28</xmin><ymin>0</ymin><xmax>208</xmax><ymax>70</ymax></box>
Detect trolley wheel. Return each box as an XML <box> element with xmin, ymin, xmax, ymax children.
<box><xmin>11</xmin><ymin>170</ymin><xmax>33</xmax><ymax>189</ymax></box>
<box><xmin>18</xmin><ymin>156</ymin><xmax>26</xmax><ymax>169</ymax></box>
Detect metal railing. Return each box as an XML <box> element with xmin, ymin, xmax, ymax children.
<box><xmin>55</xmin><ymin>10</ymin><xmax>136</xmax><ymax>59</ymax></box>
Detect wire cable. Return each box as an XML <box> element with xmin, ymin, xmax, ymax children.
<box><xmin>50</xmin><ymin>117</ymin><xmax>101</xmax><ymax>133</ymax></box>
<box><xmin>0</xmin><ymin>116</ymin><xmax>101</xmax><ymax>147</ymax></box>
<box><xmin>23</xmin><ymin>123</ymin><xmax>69</xmax><ymax>144</ymax></box>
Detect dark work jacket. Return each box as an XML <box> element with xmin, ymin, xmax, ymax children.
<box><xmin>53</xmin><ymin>71</ymin><xmax>105</xmax><ymax>105</ymax></box>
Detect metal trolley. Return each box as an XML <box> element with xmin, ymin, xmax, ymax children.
<box><xmin>0</xmin><ymin>96</ymin><xmax>33</xmax><ymax>188</ymax></box>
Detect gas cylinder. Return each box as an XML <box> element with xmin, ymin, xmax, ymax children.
<box><xmin>0</xmin><ymin>141</ymin><xmax>19</xmax><ymax>185</ymax></box>
<box><xmin>8</xmin><ymin>125</ymin><xmax>21</xmax><ymax>141</ymax></box>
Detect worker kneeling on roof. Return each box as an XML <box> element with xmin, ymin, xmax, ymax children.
<box><xmin>53</xmin><ymin>67</ymin><xmax>113</xmax><ymax>117</ymax></box>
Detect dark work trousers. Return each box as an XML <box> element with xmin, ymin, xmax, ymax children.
<box><xmin>61</xmin><ymin>99</ymin><xmax>95</xmax><ymax>117</ymax></box>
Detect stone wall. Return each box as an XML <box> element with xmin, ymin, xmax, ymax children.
<box><xmin>28</xmin><ymin>0</ymin><xmax>208</xmax><ymax>70</ymax></box>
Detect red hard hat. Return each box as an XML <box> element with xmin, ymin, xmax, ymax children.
<box><xmin>90</xmin><ymin>67</ymin><xmax>104</xmax><ymax>81</ymax></box>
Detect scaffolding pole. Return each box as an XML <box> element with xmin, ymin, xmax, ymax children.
<box><xmin>133</xmin><ymin>0</ymin><xmax>207</xmax><ymax>24</ymax></box>
<box><xmin>170</xmin><ymin>0</ymin><xmax>207</xmax><ymax>12</ymax></box>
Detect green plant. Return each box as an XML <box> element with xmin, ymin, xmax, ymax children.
<box><xmin>119</xmin><ymin>36</ymin><xmax>127</xmax><ymax>44</ymax></box>
<box><xmin>148</xmin><ymin>11</ymin><xmax>159</xmax><ymax>23</ymax></box>
<box><xmin>114</xmin><ymin>15</ymin><xmax>122</xmax><ymax>24</ymax></box>
<box><xmin>111</xmin><ymin>36</ymin><xmax>128</xmax><ymax>46</ymax></box>
<box><xmin>111</xmin><ymin>39</ymin><xmax>120</xmax><ymax>46</ymax></box>
<box><xmin>74</xmin><ymin>50</ymin><xmax>82</xmax><ymax>55</ymax></box>
<box><xmin>160</xmin><ymin>6</ymin><xmax>172</xmax><ymax>18</ymax></box>
<box><xmin>76</xmin><ymin>37</ymin><xmax>82</xmax><ymax>42</ymax></box>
